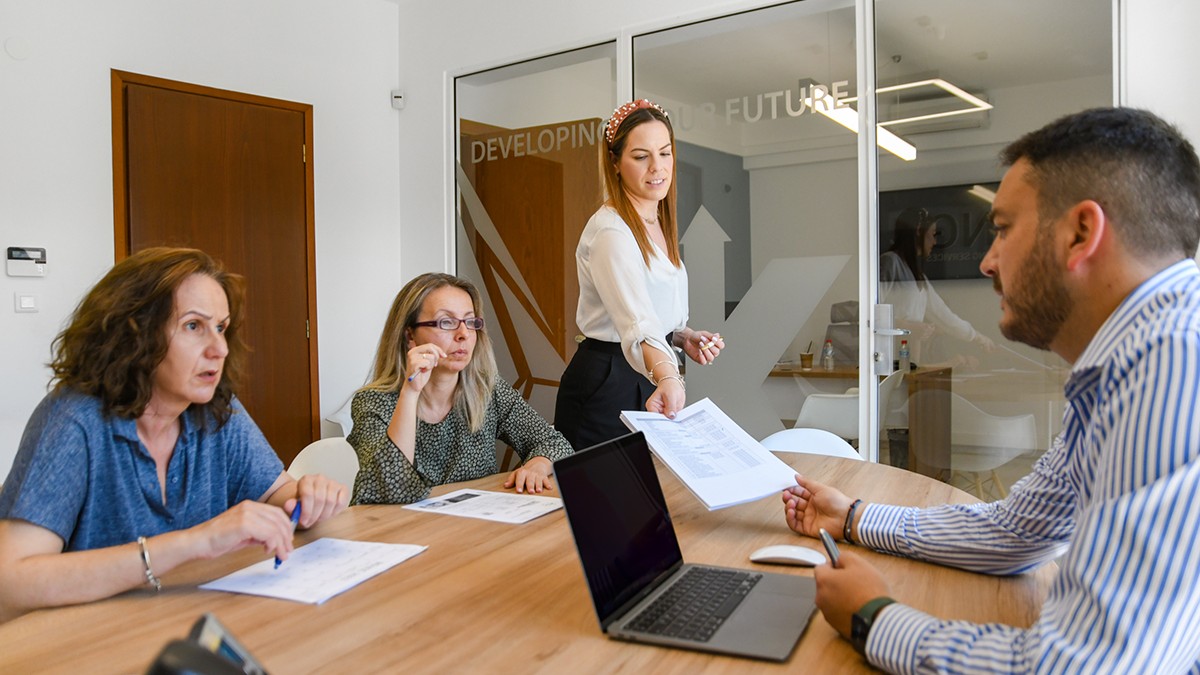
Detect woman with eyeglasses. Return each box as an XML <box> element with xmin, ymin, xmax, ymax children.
<box><xmin>881</xmin><ymin>207</ymin><xmax>995</xmax><ymax>366</ymax></box>
<box><xmin>348</xmin><ymin>273</ymin><xmax>572</xmax><ymax>504</ymax></box>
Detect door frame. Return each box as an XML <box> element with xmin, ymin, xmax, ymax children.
<box><xmin>110</xmin><ymin>70</ymin><xmax>321</xmax><ymax>443</ymax></box>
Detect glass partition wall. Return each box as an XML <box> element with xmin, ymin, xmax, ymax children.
<box><xmin>454</xmin><ymin>0</ymin><xmax>1114</xmax><ymax>489</ymax></box>
<box><xmin>873</xmin><ymin>0</ymin><xmax>1111</xmax><ymax>495</ymax></box>
<box><xmin>632</xmin><ymin>1</ymin><xmax>864</xmax><ymax>445</ymax></box>
<box><xmin>455</xmin><ymin>44</ymin><xmax>617</xmax><ymax>420</ymax></box>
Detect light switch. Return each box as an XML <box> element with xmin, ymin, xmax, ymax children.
<box><xmin>14</xmin><ymin>293</ymin><xmax>38</xmax><ymax>313</ymax></box>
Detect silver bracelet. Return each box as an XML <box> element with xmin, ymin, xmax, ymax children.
<box><xmin>137</xmin><ymin>536</ymin><xmax>162</xmax><ymax>592</ymax></box>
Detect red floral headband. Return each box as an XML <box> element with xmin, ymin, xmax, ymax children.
<box><xmin>604</xmin><ymin>99</ymin><xmax>668</xmax><ymax>146</ymax></box>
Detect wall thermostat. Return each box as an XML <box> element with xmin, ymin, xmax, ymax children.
<box><xmin>7</xmin><ymin>247</ymin><xmax>47</xmax><ymax>277</ymax></box>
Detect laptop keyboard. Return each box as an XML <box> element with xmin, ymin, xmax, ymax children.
<box><xmin>626</xmin><ymin>567</ymin><xmax>762</xmax><ymax>642</ymax></box>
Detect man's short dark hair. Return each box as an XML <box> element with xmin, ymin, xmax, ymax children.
<box><xmin>1001</xmin><ymin>107</ymin><xmax>1200</xmax><ymax>258</ymax></box>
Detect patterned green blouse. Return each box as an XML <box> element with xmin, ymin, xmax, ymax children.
<box><xmin>348</xmin><ymin>375</ymin><xmax>573</xmax><ymax>504</ymax></box>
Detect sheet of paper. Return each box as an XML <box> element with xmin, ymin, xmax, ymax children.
<box><xmin>199</xmin><ymin>538</ymin><xmax>426</xmax><ymax>605</ymax></box>
<box><xmin>403</xmin><ymin>488</ymin><xmax>562</xmax><ymax>524</ymax></box>
<box><xmin>621</xmin><ymin>398</ymin><xmax>798</xmax><ymax>510</ymax></box>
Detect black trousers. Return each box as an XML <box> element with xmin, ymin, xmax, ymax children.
<box><xmin>554</xmin><ymin>338</ymin><xmax>657</xmax><ymax>452</ymax></box>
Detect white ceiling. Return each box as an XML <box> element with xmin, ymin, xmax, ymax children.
<box><xmin>634</xmin><ymin>0</ymin><xmax>1111</xmax><ymax>108</ymax></box>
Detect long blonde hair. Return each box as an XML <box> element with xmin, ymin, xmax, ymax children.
<box><xmin>601</xmin><ymin>106</ymin><xmax>681</xmax><ymax>267</ymax></box>
<box><xmin>362</xmin><ymin>273</ymin><xmax>497</xmax><ymax>432</ymax></box>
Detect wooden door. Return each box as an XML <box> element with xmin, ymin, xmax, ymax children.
<box><xmin>111</xmin><ymin>71</ymin><xmax>319</xmax><ymax>466</ymax></box>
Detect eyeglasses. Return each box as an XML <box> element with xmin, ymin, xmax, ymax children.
<box><xmin>412</xmin><ymin>317</ymin><xmax>485</xmax><ymax>331</ymax></box>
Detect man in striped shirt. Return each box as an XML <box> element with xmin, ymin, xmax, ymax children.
<box><xmin>783</xmin><ymin>107</ymin><xmax>1200</xmax><ymax>673</ymax></box>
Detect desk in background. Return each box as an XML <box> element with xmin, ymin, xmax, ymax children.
<box><xmin>0</xmin><ymin>456</ymin><xmax>1054</xmax><ymax>674</ymax></box>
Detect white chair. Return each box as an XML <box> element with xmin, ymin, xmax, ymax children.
<box><xmin>793</xmin><ymin>370</ymin><xmax>907</xmax><ymax>445</ymax></box>
<box><xmin>288</xmin><ymin>437</ymin><xmax>360</xmax><ymax>488</ymax></box>
<box><xmin>911</xmin><ymin>393</ymin><xmax>1038</xmax><ymax>499</ymax></box>
<box><xmin>326</xmin><ymin>396</ymin><xmax>355</xmax><ymax>437</ymax></box>
<box><xmin>760</xmin><ymin>427</ymin><xmax>862</xmax><ymax>461</ymax></box>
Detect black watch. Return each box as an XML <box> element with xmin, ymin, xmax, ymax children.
<box><xmin>850</xmin><ymin>596</ymin><xmax>896</xmax><ymax>655</ymax></box>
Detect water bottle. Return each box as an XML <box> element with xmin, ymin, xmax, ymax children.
<box><xmin>898</xmin><ymin>339</ymin><xmax>910</xmax><ymax>372</ymax></box>
<box><xmin>821</xmin><ymin>339</ymin><xmax>836</xmax><ymax>370</ymax></box>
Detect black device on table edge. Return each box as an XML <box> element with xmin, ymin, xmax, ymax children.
<box><xmin>146</xmin><ymin>613</ymin><xmax>267</xmax><ymax>675</ymax></box>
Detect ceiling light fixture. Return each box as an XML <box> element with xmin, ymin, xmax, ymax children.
<box><xmin>843</xmin><ymin>78</ymin><xmax>993</xmax><ymax>128</ymax></box>
<box><xmin>805</xmin><ymin>93</ymin><xmax>917</xmax><ymax>161</ymax></box>
<box><xmin>967</xmin><ymin>184</ymin><xmax>996</xmax><ymax>203</ymax></box>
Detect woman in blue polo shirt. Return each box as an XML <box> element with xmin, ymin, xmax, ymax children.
<box><xmin>0</xmin><ymin>247</ymin><xmax>349</xmax><ymax>621</ymax></box>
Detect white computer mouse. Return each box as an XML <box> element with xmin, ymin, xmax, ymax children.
<box><xmin>749</xmin><ymin>544</ymin><xmax>827</xmax><ymax>567</ymax></box>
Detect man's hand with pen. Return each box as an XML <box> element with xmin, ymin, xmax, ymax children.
<box><xmin>783</xmin><ymin>475</ymin><xmax>892</xmax><ymax>639</ymax></box>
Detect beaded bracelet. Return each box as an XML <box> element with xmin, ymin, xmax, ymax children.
<box><xmin>137</xmin><ymin>536</ymin><xmax>162</xmax><ymax>592</ymax></box>
<box><xmin>843</xmin><ymin>499</ymin><xmax>863</xmax><ymax>544</ymax></box>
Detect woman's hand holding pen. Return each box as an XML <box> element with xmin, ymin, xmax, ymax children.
<box><xmin>193</xmin><ymin>500</ymin><xmax>301</xmax><ymax>562</ymax></box>
<box><xmin>404</xmin><ymin>344</ymin><xmax>447</xmax><ymax>390</ymax></box>
<box><xmin>289</xmin><ymin>474</ymin><xmax>349</xmax><ymax>529</ymax></box>
<box><xmin>682</xmin><ymin>329</ymin><xmax>724</xmax><ymax>365</ymax></box>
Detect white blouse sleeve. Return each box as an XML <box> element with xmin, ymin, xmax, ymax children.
<box><xmin>586</xmin><ymin>227</ymin><xmax>676</xmax><ymax>377</ymax></box>
<box><xmin>924</xmin><ymin>282</ymin><xmax>979</xmax><ymax>343</ymax></box>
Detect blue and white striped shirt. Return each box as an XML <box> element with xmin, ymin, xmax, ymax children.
<box><xmin>857</xmin><ymin>259</ymin><xmax>1200</xmax><ymax>674</ymax></box>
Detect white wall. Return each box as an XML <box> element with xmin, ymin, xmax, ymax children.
<box><xmin>0</xmin><ymin>0</ymin><xmax>400</xmax><ymax>476</ymax></box>
<box><xmin>1125</xmin><ymin>0</ymin><xmax>1200</xmax><ymax>152</ymax></box>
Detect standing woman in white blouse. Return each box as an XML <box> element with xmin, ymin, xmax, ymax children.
<box><xmin>554</xmin><ymin>99</ymin><xmax>725</xmax><ymax>450</ymax></box>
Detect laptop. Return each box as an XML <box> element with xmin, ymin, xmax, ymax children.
<box><xmin>555</xmin><ymin>431</ymin><xmax>816</xmax><ymax>661</ymax></box>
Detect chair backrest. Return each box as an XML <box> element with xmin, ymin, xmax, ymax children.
<box><xmin>910</xmin><ymin>394</ymin><xmax>1038</xmax><ymax>473</ymax></box>
<box><xmin>793</xmin><ymin>369</ymin><xmax>906</xmax><ymax>441</ymax></box>
<box><xmin>326</xmin><ymin>396</ymin><xmax>355</xmax><ymax>437</ymax></box>
<box><xmin>760</xmin><ymin>428</ymin><xmax>862</xmax><ymax>461</ymax></box>
<box><xmin>794</xmin><ymin>393</ymin><xmax>859</xmax><ymax>439</ymax></box>
<box><xmin>288</xmin><ymin>437</ymin><xmax>360</xmax><ymax>488</ymax></box>
<box><xmin>949</xmin><ymin>394</ymin><xmax>1037</xmax><ymax>453</ymax></box>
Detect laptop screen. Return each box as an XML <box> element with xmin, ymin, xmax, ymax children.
<box><xmin>555</xmin><ymin>432</ymin><xmax>684</xmax><ymax>627</ymax></box>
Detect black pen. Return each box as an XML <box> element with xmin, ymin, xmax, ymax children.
<box><xmin>275</xmin><ymin>502</ymin><xmax>302</xmax><ymax>570</ymax></box>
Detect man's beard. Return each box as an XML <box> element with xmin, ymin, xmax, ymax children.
<box><xmin>997</xmin><ymin>229</ymin><xmax>1073</xmax><ymax>350</ymax></box>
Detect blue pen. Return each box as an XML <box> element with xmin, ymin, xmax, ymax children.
<box><xmin>275</xmin><ymin>502</ymin><xmax>302</xmax><ymax>569</ymax></box>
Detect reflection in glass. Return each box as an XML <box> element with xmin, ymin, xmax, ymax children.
<box><xmin>635</xmin><ymin>1</ymin><xmax>862</xmax><ymax>442</ymax></box>
<box><xmin>454</xmin><ymin>44</ymin><xmax>617</xmax><ymax>424</ymax></box>
<box><xmin>875</xmin><ymin>0</ymin><xmax>1112</xmax><ymax>493</ymax></box>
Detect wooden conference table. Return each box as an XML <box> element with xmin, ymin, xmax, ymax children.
<box><xmin>0</xmin><ymin>455</ymin><xmax>1054</xmax><ymax>674</ymax></box>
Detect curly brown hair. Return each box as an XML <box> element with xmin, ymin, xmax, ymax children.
<box><xmin>50</xmin><ymin>247</ymin><xmax>248</xmax><ymax>424</ymax></box>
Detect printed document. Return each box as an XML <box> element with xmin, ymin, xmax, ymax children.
<box><xmin>199</xmin><ymin>538</ymin><xmax>426</xmax><ymax>604</ymax></box>
<box><xmin>621</xmin><ymin>398</ymin><xmax>797</xmax><ymax>510</ymax></box>
<box><xmin>403</xmin><ymin>488</ymin><xmax>563</xmax><ymax>524</ymax></box>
